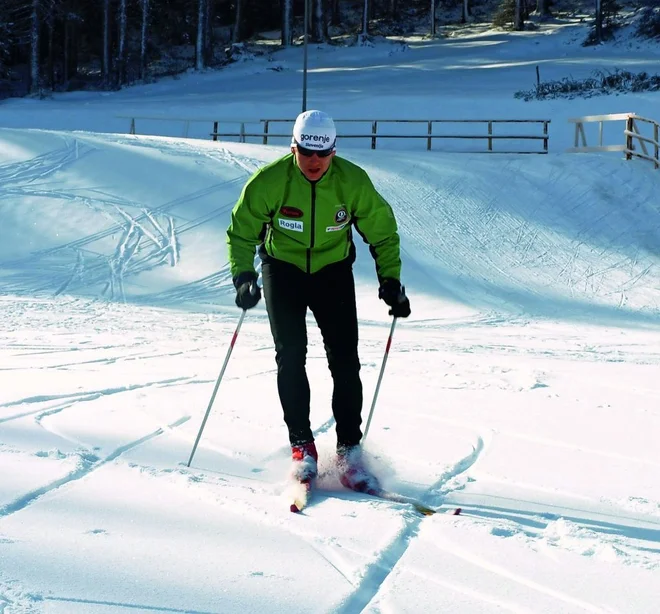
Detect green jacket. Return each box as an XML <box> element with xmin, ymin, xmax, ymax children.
<box><xmin>226</xmin><ymin>154</ymin><xmax>401</xmax><ymax>281</ymax></box>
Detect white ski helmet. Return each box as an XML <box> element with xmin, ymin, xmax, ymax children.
<box><xmin>292</xmin><ymin>110</ymin><xmax>337</xmax><ymax>151</ymax></box>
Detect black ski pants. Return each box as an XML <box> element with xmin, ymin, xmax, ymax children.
<box><xmin>261</xmin><ymin>257</ymin><xmax>363</xmax><ymax>448</ymax></box>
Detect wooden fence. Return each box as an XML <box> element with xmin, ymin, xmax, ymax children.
<box><xmin>568</xmin><ymin>113</ymin><xmax>659</xmax><ymax>169</ymax></box>
<box><xmin>118</xmin><ymin>115</ymin><xmax>550</xmax><ymax>154</ymax></box>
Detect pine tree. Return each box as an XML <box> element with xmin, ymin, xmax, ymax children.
<box><xmin>102</xmin><ymin>0</ymin><xmax>110</xmax><ymax>86</ymax></box>
<box><xmin>117</xmin><ymin>0</ymin><xmax>127</xmax><ymax>85</ymax></box>
<box><xmin>29</xmin><ymin>0</ymin><xmax>40</xmax><ymax>94</ymax></box>
<box><xmin>140</xmin><ymin>0</ymin><xmax>149</xmax><ymax>79</ymax></box>
<box><xmin>196</xmin><ymin>0</ymin><xmax>206</xmax><ymax>70</ymax></box>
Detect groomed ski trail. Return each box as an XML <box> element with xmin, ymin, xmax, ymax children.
<box><xmin>334</xmin><ymin>437</ymin><xmax>485</xmax><ymax>613</ymax></box>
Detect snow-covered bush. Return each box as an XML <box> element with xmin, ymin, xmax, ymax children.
<box><xmin>515</xmin><ymin>68</ymin><xmax>660</xmax><ymax>100</ymax></box>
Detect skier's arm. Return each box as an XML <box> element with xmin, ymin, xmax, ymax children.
<box><xmin>226</xmin><ymin>178</ymin><xmax>271</xmax><ymax>283</ymax></box>
<box><xmin>352</xmin><ymin>171</ymin><xmax>402</xmax><ymax>282</ymax></box>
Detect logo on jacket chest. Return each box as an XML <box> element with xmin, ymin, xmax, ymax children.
<box><xmin>280</xmin><ymin>206</ymin><xmax>304</xmax><ymax>219</ymax></box>
<box><xmin>279</xmin><ymin>218</ymin><xmax>304</xmax><ymax>232</ymax></box>
<box><xmin>334</xmin><ymin>207</ymin><xmax>348</xmax><ymax>224</ymax></box>
<box><xmin>326</xmin><ymin>207</ymin><xmax>350</xmax><ymax>233</ymax></box>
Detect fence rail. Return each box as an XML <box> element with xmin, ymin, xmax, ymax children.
<box><xmin>568</xmin><ymin>113</ymin><xmax>659</xmax><ymax>169</ymax></box>
<box><xmin>117</xmin><ymin>115</ymin><xmax>550</xmax><ymax>154</ymax></box>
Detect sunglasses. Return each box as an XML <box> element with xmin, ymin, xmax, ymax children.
<box><xmin>295</xmin><ymin>141</ymin><xmax>335</xmax><ymax>158</ymax></box>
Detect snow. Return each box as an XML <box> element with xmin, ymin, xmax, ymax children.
<box><xmin>1</xmin><ymin>18</ymin><xmax>660</xmax><ymax>614</ymax></box>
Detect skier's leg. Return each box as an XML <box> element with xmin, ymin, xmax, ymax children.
<box><xmin>262</xmin><ymin>260</ymin><xmax>313</xmax><ymax>445</ymax></box>
<box><xmin>309</xmin><ymin>261</ymin><xmax>363</xmax><ymax>447</ymax></box>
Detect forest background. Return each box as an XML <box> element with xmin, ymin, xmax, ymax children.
<box><xmin>2</xmin><ymin>0</ymin><xmax>658</xmax><ymax>99</ymax></box>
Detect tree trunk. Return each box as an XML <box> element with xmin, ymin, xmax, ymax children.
<box><xmin>46</xmin><ymin>10</ymin><xmax>54</xmax><ymax>88</ymax></box>
<box><xmin>233</xmin><ymin>0</ymin><xmax>243</xmax><ymax>44</ymax></box>
<box><xmin>281</xmin><ymin>0</ymin><xmax>293</xmax><ymax>46</ymax></box>
<box><xmin>73</xmin><ymin>24</ymin><xmax>79</xmax><ymax>78</ymax></box>
<box><xmin>313</xmin><ymin>0</ymin><xmax>327</xmax><ymax>42</ymax></box>
<box><xmin>63</xmin><ymin>20</ymin><xmax>69</xmax><ymax>84</ymax></box>
<box><xmin>462</xmin><ymin>0</ymin><xmax>471</xmax><ymax>23</ymax></box>
<box><xmin>205</xmin><ymin>0</ymin><xmax>213</xmax><ymax>65</ymax></box>
<box><xmin>321</xmin><ymin>0</ymin><xmax>329</xmax><ymax>41</ymax></box>
<box><xmin>118</xmin><ymin>0</ymin><xmax>127</xmax><ymax>84</ymax></box>
<box><xmin>431</xmin><ymin>0</ymin><xmax>436</xmax><ymax>36</ymax></box>
<box><xmin>389</xmin><ymin>0</ymin><xmax>399</xmax><ymax>19</ymax></box>
<box><xmin>196</xmin><ymin>0</ymin><xmax>205</xmax><ymax>70</ymax></box>
<box><xmin>595</xmin><ymin>0</ymin><xmax>603</xmax><ymax>42</ymax></box>
<box><xmin>29</xmin><ymin>0</ymin><xmax>39</xmax><ymax>94</ymax></box>
<box><xmin>102</xmin><ymin>0</ymin><xmax>110</xmax><ymax>86</ymax></box>
<box><xmin>362</xmin><ymin>0</ymin><xmax>368</xmax><ymax>36</ymax></box>
<box><xmin>514</xmin><ymin>0</ymin><xmax>524</xmax><ymax>30</ymax></box>
<box><xmin>330</xmin><ymin>0</ymin><xmax>340</xmax><ymax>25</ymax></box>
<box><xmin>140</xmin><ymin>0</ymin><xmax>149</xmax><ymax>80</ymax></box>
<box><xmin>535</xmin><ymin>0</ymin><xmax>550</xmax><ymax>16</ymax></box>
<box><xmin>67</xmin><ymin>19</ymin><xmax>78</xmax><ymax>82</ymax></box>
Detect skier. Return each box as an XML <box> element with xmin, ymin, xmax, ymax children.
<box><xmin>226</xmin><ymin>110</ymin><xmax>410</xmax><ymax>492</ymax></box>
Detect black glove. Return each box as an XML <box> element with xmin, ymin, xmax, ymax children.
<box><xmin>378</xmin><ymin>278</ymin><xmax>411</xmax><ymax>318</ymax></box>
<box><xmin>234</xmin><ymin>272</ymin><xmax>261</xmax><ymax>310</ymax></box>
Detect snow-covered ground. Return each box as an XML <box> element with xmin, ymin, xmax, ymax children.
<box><xmin>1</xmin><ymin>19</ymin><xmax>660</xmax><ymax>614</ymax></box>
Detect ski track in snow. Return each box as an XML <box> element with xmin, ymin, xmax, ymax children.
<box><xmin>0</xmin><ymin>336</ymin><xmax>202</xmax><ymax>521</ymax></box>
<box><xmin>0</xmin><ymin>139</ymin><xmax>246</xmax><ymax>302</ymax></box>
<box><xmin>2</xmin><ymin>300</ymin><xmax>658</xmax><ymax>610</ymax></box>
<box><xmin>336</xmin><ymin>421</ymin><xmax>659</xmax><ymax>611</ymax></box>
<box><xmin>0</xmin><ymin>137</ymin><xmax>90</xmax><ymax>185</ymax></box>
<box><xmin>0</xmin><ymin>416</ymin><xmax>190</xmax><ymax>519</ymax></box>
<box><xmin>0</xmin><ymin>347</ymin><xmax>195</xmax><ymax>372</ymax></box>
<box><xmin>430</xmin><ymin>533</ymin><xmax>610</xmax><ymax>614</ymax></box>
<box><xmin>335</xmin><ymin>436</ymin><xmax>486</xmax><ymax>612</ymax></box>
<box><xmin>162</xmin><ymin>420</ymin><xmax>492</xmax><ymax>611</ymax></box>
<box><xmin>0</xmin><ymin>376</ymin><xmax>204</xmax><ymax>424</ymax></box>
<box><xmin>369</xmin><ymin>156</ymin><xmax>660</xmax><ymax>316</ymax></box>
<box><xmin>42</xmin><ymin>596</ymin><xmax>219</xmax><ymax>614</ymax></box>
<box><xmin>1</xmin><ymin>296</ymin><xmax>658</xmax><ymax>611</ymax></box>
<box><xmin>4</xmin><ymin>134</ymin><xmax>660</xmax><ymax>315</ymax></box>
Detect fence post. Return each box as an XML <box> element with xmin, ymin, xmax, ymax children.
<box><xmin>212</xmin><ymin>121</ymin><xmax>218</xmax><ymax>142</ymax></box>
<box><xmin>263</xmin><ymin>120</ymin><xmax>269</xmax><ymax>145</ymax></box>
<box><xmin>371</xmin><ymin>121</ymin><xmax>377</xmax><ymax>150</ymax></box>
<box><xmin>634</xmin><ymin>118</ymin><xmax>649</xmax><ymax>156</ymax></box>
<box><xmin>130</xmin><ymin>118</ymin><xmax>136</xmax><ymax>135</ymax></box>
<box><xmin>625</xmin><ymin>115</ymin><xmax>633</xmax><ymax>160</ymax></box>
<box><xmin>543</xmin><ymin>120</ymin><xmax>549</xmax><ymax>152</ymax></box>
<box><xmin>240</xmin><ymin>122</ymin><xmax>245</xmax><ymax>143</ymax></box>
<box><xmin>572</xmin><ymin>120</ymin><xmax>589</xmax><ymax>149</ymax></box>
<box><xmin>655</xmin><ymin>123</ymin><xmax>659</xmax><ymax>169</ymax></box>
<box><xmin>427</xmin><ymin>121</ymin><xmax>433</xmax><ymax>151</ymax></box>
<box><xmin>488</xmin><ymin>121</ymin><xmax>493</xmax><ymax>152</ymax></box>
<box><xmin>578</xmin><ymin>122</ymin><xmax>587</xmax><ymax>147</ymax></box>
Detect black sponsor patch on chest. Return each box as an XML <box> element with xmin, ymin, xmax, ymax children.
<box><xmin>335</xmin><ymin>208</ymin><xmax>348</xmax><ymax>224</ymax></box>
<box><xmin>280</xmin><ymin>206</ymin><xmax>304</xmax><ymax>218</ymax></box>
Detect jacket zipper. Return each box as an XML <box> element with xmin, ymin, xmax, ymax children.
<box><xmin>306</xmin><ymin>182</ymin><xmax>317</xmax><ymax>273</ymax></box>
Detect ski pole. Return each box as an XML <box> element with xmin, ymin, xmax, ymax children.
<box><xmin>362</xmin><ymin>316</ymin><xmax>397</xmax><ymax>442</ymax></box>
<box><xmin>186</xmin><ymin>305</ymin><xmax>249</xmax><ymax>467</ymax></box>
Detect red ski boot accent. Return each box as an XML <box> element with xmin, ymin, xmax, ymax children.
<box><xmin>337</xmin><ymin>445</ymin><xmax>380</xmax><ymax>493</ymax></box>
<box><xmin>291</xmin><ymin>442</ymin><xmax>318</xmax><ymax>481</ymax></box>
